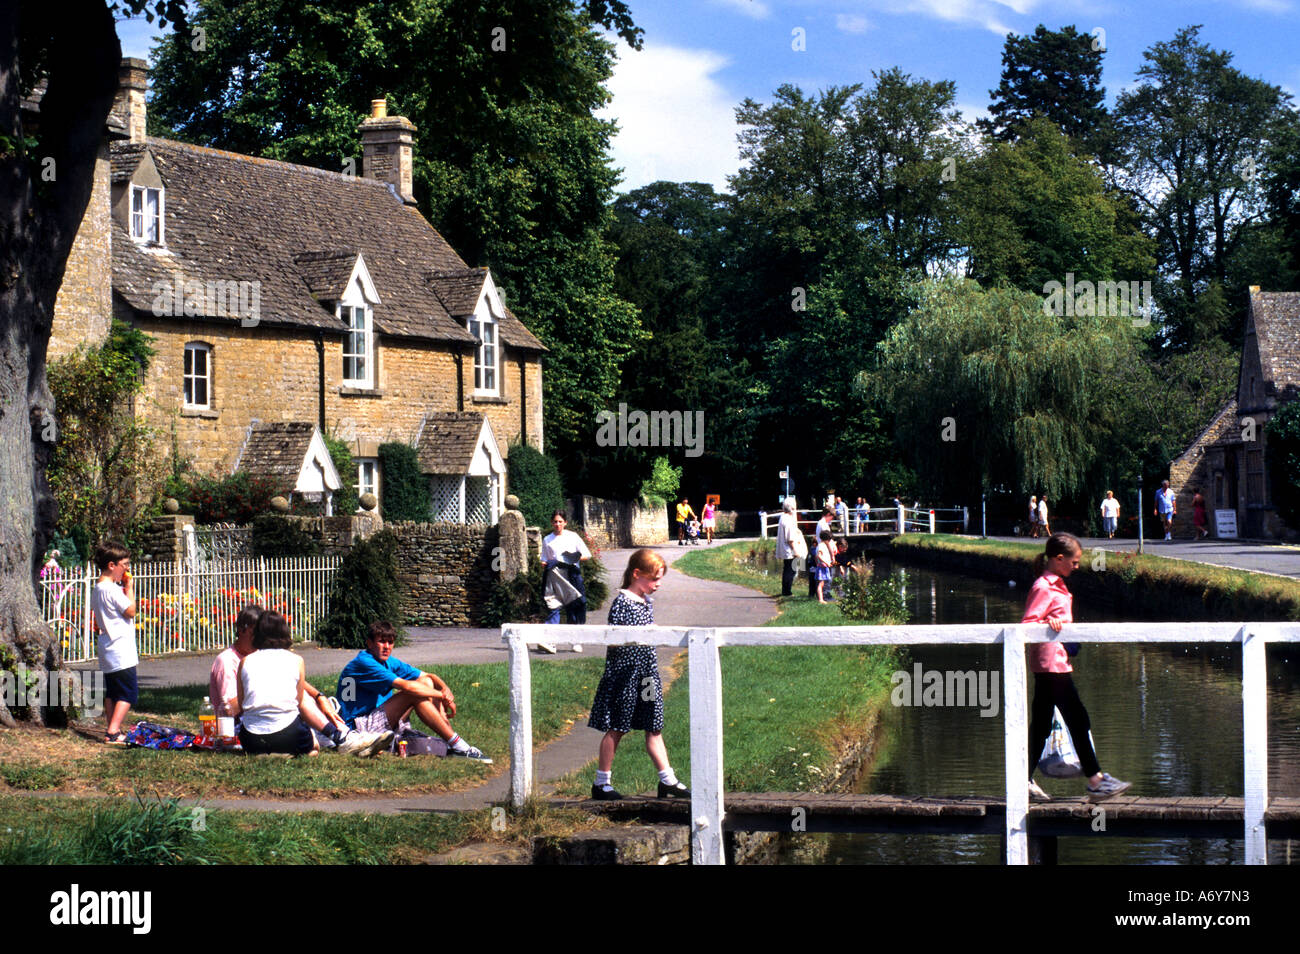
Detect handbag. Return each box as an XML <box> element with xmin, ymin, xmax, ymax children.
<box><xmin>790</xmin><ymin>529</ymin><xmax>808</xmax><ymax>560</ymax></box>
<box><xmin>391</xmin><ymin>726</ymin><xmax>448</xmax><ymax>756</ymax></box>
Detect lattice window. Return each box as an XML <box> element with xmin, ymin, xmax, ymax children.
<box><xmin>431</xmin><ymin>476</ymin><xmax>462</xmax><ymax>523</ymax></box>
<box><xmin>466</xmin><ymin>476</ymin><xmax>491</xmax><ymax>525</ymax></box>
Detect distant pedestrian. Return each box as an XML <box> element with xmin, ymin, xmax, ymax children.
<box><xmin>1037</xmin><ymin>496</ymin><xmax>1050</xmax><ymax>537</ymax></box>
<box><xmin>775</xmin><ymin>498</ymin><xmax>806</xmax><ymax>596</ymax></box>
<box><xmin>835</xmin><ymin>496</ymin><xmax>848</xmax><ymax>533</ymax></box>
<box><xmin>1029</xmin><ymin>495</ymin><xmax>1039</xmax><ymax>537</ymax></box>
<box><xmin>1156</xmin><ymin>480</ymin><xmax>1176</xmax><ymax>540</ymax></box>
<box><xmin>1024</xmin><ymin>533</ymin><xmax>1131</xmax><ymax>803</ymax></box>
<box><xmin>701</xmin><ymin>500</ymin><xmax>717</xmax><ymax>544</ymax></box>
<box><xmin>1192</xmin><ymin>488</ymin><xmax>1208</xmax><ymax>540</ymax></box>
<box><xmin>92</xmin><ymin>542</ymin><xmax>138</xmax><ymax>746</ymax></box>
<box><xmin>813</xmin><ymin>530</ymin><xmax>835</xmax><ymax>603</ymax></box>
<box><xmin>675</xmin><ymin>498</ymin><xmax>696</xmax><ymax>546</ymax></box>
<box><xmin>589</xmin><ymin>549</ymin><xmax>689</xmax><ymax>801</ymax></box>
<box><xmin>856</xmin><ymin>497</ymin><xmax>869</xmax><ymax>532</ymax></box>
<box><xmin>1100</xmin><ymin>491</ymin><xmax>1120</xmax><ymax>539</ymax></box>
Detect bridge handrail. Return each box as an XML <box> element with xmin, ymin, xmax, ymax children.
<box><xmin>760</xmin><ymin>504</ymin><xmax>968</xmax><ymax>537</ymax></box>
<box><xmin>502</xmin><ymin>621</ymin><xmax>1299</xmax><ymax>865</ymax></box>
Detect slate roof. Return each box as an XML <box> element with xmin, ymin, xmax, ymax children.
<box><xmin>111</xmin><ymin>137</ymin><xmax>546</xmax><ymax>352</ymax></box>
<box><xmin>417</xmin><ymin>412</ymin><xmax>487</xmax><ymax>474</ymax></box>
<box><xmin>1251</xmin><ymin>291</ymin><xmax>1300</xmax><ymax>402</ymax></box>
<box><xmin>236</xmin><ymin>421</ymin><xmax>316</xmax><ymax>491</ymax></box>
<box><xmin>295</xmin><ymin>249</ymin><xmax>361</xmax><ymax>302</ymax></box>
<box><xmin>429</xmin><ymin>268</ymin><xmax>488</xmax><ymax>317</ymax></box>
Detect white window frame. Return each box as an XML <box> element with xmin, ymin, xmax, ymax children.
<box><xmin>130</xmin><ymin>184</ymin><xmax>164</xmax><ymax>245</ymax></box>
<box><xmin>340</xmin><ymin>303</ymin><xmax>374</xmax><ymax>388</ymax></box>
<box><xmin>357</xmin><ymin>458</ymin><xmax>379</xmax><ymax>508</ymax></box>
<box><xmin>469</xmin><ymin>313</ymin><xmax>499</xmax><ymax>395</ymax></box>
<box><xmin>183</xmin><ymin>342</ymin><xmax>211</xmax><ymax>409</ymax></box>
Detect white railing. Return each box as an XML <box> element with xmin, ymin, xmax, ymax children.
<box><xmin>503</xmin><ymin>621</ymin><xmax>1299</xmax><ymax>865</ymax></box>
<box><xmin>759</xmin><ymin>505</ymin><xmax>969</xmax><ymax>538</ymax></box>
<box><xmin>40</xmin><ymin>556</ymin><xmax>340</xmax><ymax>662</ymax></box>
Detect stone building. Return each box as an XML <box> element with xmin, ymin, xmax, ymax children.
<box><xmin>44</xmin><ymin>59</ymin><xmax>546</xmax><ymax>525</ymax></box>
<box><xmin>1170</xmin><ymin>288</ymin><xmax>1300</xmax><ymax>540</ymax></box>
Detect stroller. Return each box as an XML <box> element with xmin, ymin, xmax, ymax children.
<box><xmin>686</xmin><ymin>518</ymin><xmax>701</xmax><ymax>545</ymax></box>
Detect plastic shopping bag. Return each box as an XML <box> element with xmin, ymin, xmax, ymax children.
<box><xmin>1036</xmin><ymin>708</ymin><xmax>1095</xmax><ymax>778</ymax></box>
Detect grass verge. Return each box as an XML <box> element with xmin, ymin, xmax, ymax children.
<box><xmin>0</xmin><ymin>658</ymin><xmax>604</xmax><ymax>799</ymax></box>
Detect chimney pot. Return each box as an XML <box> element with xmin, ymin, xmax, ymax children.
<box><xmin>371</xmin><ymin>98</ymin><xmax>387</xmax><ymax>119</ymax></box>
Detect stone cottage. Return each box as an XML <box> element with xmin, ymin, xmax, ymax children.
<box><xmin>44</xmin><ymin>58</ymin><xmax>546</xmax><ymax>525</ymax></box>
<box><xmin>1170</xmin><ymin>288</ymin><xmax>1300</xmax><ymax>540</ymax></box>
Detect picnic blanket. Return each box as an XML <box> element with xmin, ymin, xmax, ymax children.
<box><xmin>124</xmin><ymin>720</ymin><xmax>197</xmax><ymax>750</ymax></box>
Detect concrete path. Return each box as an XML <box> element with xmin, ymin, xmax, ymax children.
<box><xmin>74</xmin><ymin>540</ymin><xmax>778</xmax><ymax>816</ymax></box>
<box><xmin>984</xmin><ymin>535</ymin><xmax>1300</xmax><ymax>580</ymax></box>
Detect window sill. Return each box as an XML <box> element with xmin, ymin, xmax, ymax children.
<box><xmin>340</xmin><ymin>386</ymin><xmax>384</xmax><ymax>398</ymax></box>
<box><xmin>471</xmin><ymin>394</ymin><xmax>508</xmax><ymax>405</ymax></box>
<box><xmin>181</xmin><ymin>408</ymin><xmax>219</xmax><ymax>419</ymax></box>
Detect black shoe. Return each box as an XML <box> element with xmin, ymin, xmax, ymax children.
<box><xmin>658</xmin><ymin>780</ymin><xmax>691</xmax><ymax>798</ymax></box>
<box><xmin>591</xmin><ymin>784</ymin><xmax>624</xmax><ymax>801</ymax></box>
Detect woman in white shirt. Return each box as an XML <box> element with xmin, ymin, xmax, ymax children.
<box><xmin>235</xmin><ymin>610</ymin><xmax>318</xmax><ymax>756</ymax></box>
<box><xmin>542</xmin><ymin>512</ymin><xmax>591</xmax><ymax>624</ymax></box>
<box><xmin>774</xmin><ymin>498</ymin><xmax>805</xmax><ymax>597</ymax></box>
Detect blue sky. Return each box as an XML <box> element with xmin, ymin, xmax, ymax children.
<box><xmin>117</xmin><ymin>1</ymin><xmax>1300</xmax><ymax>195</ymax></box>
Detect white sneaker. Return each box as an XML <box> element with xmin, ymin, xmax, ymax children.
<box><xmin>1028</xmin><ymin>779</ymin><xmax>1051</xmax><ymax>802</ymax></box>
<box><xmin>337</xmin><ymin>729</ymin><xmax>392</xmax><ymax>758</ymax></box>
<box><xmin>1086</xmin><ymin>773</ymin><xmax>1132</xmax><ymax>801</ymax></box>
<box><xmin>536</xmin><ymin>642</ymin><xmax>557</xmax><ymax>654</ymax></box>
<box><xmin>571</xmin><ymin>644</ymin><xmax>583</xmax><ymax>653</ymax></box>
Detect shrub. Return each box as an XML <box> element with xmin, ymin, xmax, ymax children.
<box><xmin>176</xmin><ymin>471</ymin><xmax>281</xmax><ymax>524</ymax></box>
<box><xmin>315</xmin><ymin>529</ymin><xmax>405</xmax><ymax>647</ymax></box>
<box><xmin>378</xmin><ymin>442</ymin><xmax>430</xmax><ymax>521</ymax></box>
<box><xmin>479</xmin><ymin>549</ymin><xmax>610</xmax><ymax>625</ymax></box>
<box><xmin>508</xmin><ymin>442</ymin><xmax>564</xmax><ymax>527</ymax></box>
<box><xmin>639</xmin><ymin>455</ymin><xmax>681</xmax><ymax>504</ymax></box>
<box><xmin>838</xmin><ymin>563</ymin><xmax>907</xmax><ymax>624</ymax></box>
<box><xmin>251</xmin><ymin>514</ymin><xmax>321</xmax><ymax>558</ymax></box>
<box><xmin>321</xmin><ymin>433</ymin><xmax>360</xmax><ymax>515</ymax></box>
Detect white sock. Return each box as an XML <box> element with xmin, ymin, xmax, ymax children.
<box><xmin>447</xmin><ymin>733</ymin><xmax>469</xmax><ymax>752</ymax></box>
<box><xmin>595</xmin><ymin>770</ymin><xmax>613</xmax><ymax>790</ymax></box>
<box><xmin>658</xmin><ymin>767</ymin><xmax>679</xmax><ymax>787</ymax></box>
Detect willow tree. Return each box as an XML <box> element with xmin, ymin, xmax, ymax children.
<box><xmin>869</xmin><ymin>278</ymin><xmax>1143</xmax><ymax>501</ymax></box>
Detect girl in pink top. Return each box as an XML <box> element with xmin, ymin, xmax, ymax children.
<box><xmin>1023</xmin><ymin>533</ymin><xmax>1130</xmax><ymax>802</ymax></box>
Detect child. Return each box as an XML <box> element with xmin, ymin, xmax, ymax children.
<box><xmin>236</xmin><ymin>610</ymin><xmax>318</xmax><ymax>756</ymax></box>
<box><xmin>91</xmin><ymin>542</ymin><xmax>138</xmax><ymax>745</ymax></box>
<box><xmin>589</xmin><ymin>549</ymin><xmax>689</xmax><ymax>800</ymax></box>
<box><xmin>814</xmin><ymin>529</ymin><xmax>835</xmax><ymax>603</ymax></box>
<box><xmin>686</xmin><ymin>517</ymin><xmax>701</xmax><ymax>544</ymax></box>
<box><xmin>832</xmin><ymin>538</ymin><xmax>853</xmax><ymax>595</ymax></box>
<box><xmin>1024</xmin><ymin>533</ymin><xmax>1131</xmax><ymax>802</ymax></box>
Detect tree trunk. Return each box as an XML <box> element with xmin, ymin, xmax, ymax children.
<box><xmin>0</xmin><ymin>3</ymin><xmax>121</xmax><ymax>726</ymax></box>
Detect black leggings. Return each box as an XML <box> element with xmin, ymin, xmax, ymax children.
<box><xmin>782</xmin><ymin>558</ymin><xmax>795</xmax><ymax>596</ymax></box>
<box><xmin>1028</xmin><ymin>672</ymin><xmax>1100</xmax><ymax>779</ymax></box>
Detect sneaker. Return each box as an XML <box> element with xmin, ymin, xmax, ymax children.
<box><xmin>658</xmin><ymin>780</ymin><xmax>691</xmax><ymax>798</ymax></box>
<box><xmin>571</xmin><ymin>644</ymin><xmax>583</xmax><ymax>653</ymax></box>
<box><xmin>591</xmin><ymin>784</ymin><xmax>624</xmax><ymax>800</ymax></box>
<box><xmin>1028</xmin><ymin>779</ymin><xmax>1051</xmax><ymax>802</ymax></box>
<box><xmin>1086</xmin><ymin>773</ymin><xmax>1131</xmax><ymax>801</ymax></box>
<box><xmin>536</xmin><ymin>642</ymin><xmax>557</xmax><ymax>654</ymax></box>
<box><xmin>448</xmin><ymin>743</ymin><xmax>493</xmax><ymax>764</ymax></box>
<box><xmin>337</xmin><ymin>729</ymin><xmax>392</xmax><ymax>758</ymax></box>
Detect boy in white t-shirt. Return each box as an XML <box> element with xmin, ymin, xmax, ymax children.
<box><xmin>91</xmin><ymin>542</ymin><xmax>138</xmax><ymax>745</ymax></box>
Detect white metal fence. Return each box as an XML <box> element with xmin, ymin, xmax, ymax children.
<box><xmin>760</xmin><ymin>504</ymin><xmax>969</xmax><ymax>538</ymax></box>
<box><xmin>503</xmin><ymin>621</ymin><xmax>1299</xmax><ymax>866</ymax></box>
<box><xmin>40</xmin><ymin>556</ymin><xmax>340</xmax><ymax>663</ymax></box>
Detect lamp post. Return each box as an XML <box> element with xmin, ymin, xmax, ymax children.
<box><xmin>1137</xmin><ymin>474</ymin><xmax>1145</xmax><ymax>555</ymax></box>
<box><xmin>981</xmin><ymin>492</ymin><xmax>987</xmax><ymax>539</ymax></box>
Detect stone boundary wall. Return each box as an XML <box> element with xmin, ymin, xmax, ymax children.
<box><xmin>138</xmin><ymin>515</ymin><xmax>195</xmax><ymax>562</ymax></box>
<box><xmin>566</xmin><ymin>495</ymin><xmax>668</xmax><ymax>548</ymax></box>
<box><xmin>387</xmin><ymin>521</ymin><xmax>499</xmax><ymax>626</ymax></box>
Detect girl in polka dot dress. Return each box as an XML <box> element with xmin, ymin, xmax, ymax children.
<box><xmin>589</xmin><ymin>549</ymin><xmax>690</xmax><ymax>800</ymax></box>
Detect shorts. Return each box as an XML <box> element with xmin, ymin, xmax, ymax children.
<box><xmin>239</xmin><ymin>717</ymin><xmax>315</xmax><ymax>756</ymax></box>
<box><xmin>103</xmin><ymin>666</ymin><xmax>139</xmax><ymax>706</ymax></box>
<box><xmin>815</xmin><ymin>566</ymin><xmax>832</xmax><ymax>582</ymax></box>
<box><xmin>353</xmin><ymin>707</ymin><xmax>412</xmax><ymax>737</ymax></box>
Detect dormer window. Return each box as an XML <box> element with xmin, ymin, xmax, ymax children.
<box><xmin>469</xmin><ymin>314</ymin><xmax>498</xmax><ymax>394</ymax></box>
<box><xmin>341</xmin><ymin>304</ymin><xmax>373</xmax><ymax>388</ymax></box>
<box><xmin>130</xmin><ymin>185</ymin><xmax>163</xmax><ymax>244</ymax></box>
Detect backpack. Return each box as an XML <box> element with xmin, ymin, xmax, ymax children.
<box><xmin>390</xmin><ymin>726</ymin><xmax>448</xmax><ymax>757</ymax></box>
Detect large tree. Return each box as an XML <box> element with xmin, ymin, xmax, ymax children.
<box><xmin>1115</xmin><ymin>26</ymin><xmax>1292</xmax><ymax>348</ymax></box>
<box><xmin>1</xmin><ymin>1</ymin><xmax>184</xmax><ymax>727</ymax></box>
<box><xmin>148</xmin><ymin>0</ymin><xmax>643</xmax><ymax>471</ymax></box>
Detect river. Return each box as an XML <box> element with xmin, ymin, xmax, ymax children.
<box><xmin>781</xmin><ymin>557</ymin><xmax>1300</xmax><ymax>864</ymax></box>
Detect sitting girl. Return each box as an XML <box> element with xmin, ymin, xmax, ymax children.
<box><xmin>235</xmin><ymin>610</ymin><xmax>318</xmax><ymax>756</ymax></box>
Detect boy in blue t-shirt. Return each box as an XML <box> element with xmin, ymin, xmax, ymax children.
<box><xmin>336</xmin><ymin>621</ymin><xmax>490</xmax><ymax>762</ymax></box>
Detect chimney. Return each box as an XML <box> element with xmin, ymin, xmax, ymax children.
<box><xmin>357</xmin><ymin>97</ymin><xmax>417</xmax><ymax>205</ymax></box>
<box><xmin>115</xmin><ymin>58</ymin><xmax>148</xmax><ymax>144</ymax></box>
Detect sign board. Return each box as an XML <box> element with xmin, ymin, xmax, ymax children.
<box><xmin>779</xmin><ymin>470</ymin><xmax>788</xmax><ymax>479</ymax></box>
<box><xmin>705</xmin><ymin>494</ymin><xmax>720</xmax><ymax>507</ymax></box>
<box><xmin>1214</xmin><ymin>510</ymin><xmax>1238</xmax><ymax>539</ymax></box>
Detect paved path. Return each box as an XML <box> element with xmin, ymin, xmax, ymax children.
<box><xmin>70</xmin><ymin>541</ymin><xmax>777</xmax><ymax>816</ymax></box>
<box><xmin>984</xmin><ymin>535</ymin><xmax>1300</xmax><ymax>580</ymax></box>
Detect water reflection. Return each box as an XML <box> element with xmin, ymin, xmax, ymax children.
<box><xmin>787</xmin><ymin>559</ymin><xmax>1300</xmax><ymax>865</ymax></box>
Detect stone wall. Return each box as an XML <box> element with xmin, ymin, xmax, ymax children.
<box><xmin>137</xmin><ymin>514</ymin><xmax>195</xmax><ymax>562</ymax></box>
<box><xmin>387</xmin><ymin>522</ymin><xmax>499</xmax><ymax>626</ymax></box>
<box><xmin>275</xmin><ymin>513</ymin><xmax>382</xmax><ymax>556</ymax></box>
<box><xmin>49</xmin><ymin>142</ymin><xmax>113</xmax><ymax>360</ymax></box>
<box><xmin>567</xmin><ymin>495</ymin><xmax>668</xmax><ymax>548</ymax></box>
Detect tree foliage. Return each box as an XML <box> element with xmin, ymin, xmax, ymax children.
<box><xmin>506</xmin><ymin>442</ymin><xmax>564</xmax><ymax>528</ymax></box>
<box><xmin>1266</xmin><ymin>400</ymin><xmax>1300</xmax><ymax>530</ymax></box>
<box><xmin>377</xmin><ymin>442</ymin><xmax>431</xmax><ymax>522</ymax></box>
<box><xmin>315</xmin><ymin>529</ymin><xmax>405</xmax><ymax>648</ymax></box>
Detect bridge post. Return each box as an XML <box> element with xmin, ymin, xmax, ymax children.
<box><xmin>1002</xmin><ymin>625</ymin><xmax>1029</xmax><ymax>865</ymax></box>
<box><xmin>688</xmin><ymin>628</ymin><xmax>726</xmax><ymax>865</ymax></box>
<box><xmin>1242</xmin><ymin>627</ymin><xmax>1268</xmax><ymax>864</ymax></box>
<box><xmin>506</xmin><ymin>628</ymin><xmax>533</xmax><ymax>809</ymax></box>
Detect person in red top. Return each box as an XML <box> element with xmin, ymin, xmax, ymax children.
<box><xmin>1023</xmin><ymin>533</ymin><xmax>1131</xmax><ymax>802</ymax></box>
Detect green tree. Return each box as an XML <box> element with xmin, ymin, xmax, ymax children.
<box><xmin>1115</xmin><ymin>26</ymin><xmax>1292</xmax><ymax>347</ymax></box>
<box><xmin>957</xmin><ymin>118</ymin><xmax>1154</xmax><ymax>293</ymax></box>
<box><xmin>147</xmin><ymin>0</ymin><xmax>644</xmax><ymax>473</ymax></box>
<box><xmin>316</xmin><ymin>529</ymin><xmax>405</xmax><ymax>648</ymax></box>
<box><xmin>507</xmin><ymin>442</ymin><xmax>564</xmax><ymax>528</ymax></box>
<box><xmin>1267</xmin><ymin>399</ymin><xmax>1300</xmax><ymax>530</ymax></box>
<box><xmin>979</xmin><ymin>24</ymin><xmax>1114</xmax><ymax>162</ymax></box>
<box><xmin>377</xmin><ymin>442</ymin><xmax>431</xmax><ymax>522</ymax></box>
<box><xmin>870</xmin><ymin>279</ymin><xmax>1144</xmax><ymax>501</ymax></box>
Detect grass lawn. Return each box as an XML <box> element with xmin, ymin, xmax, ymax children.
<box><xmin>0</xmin><ymin>658</ymin><xmax>605</xmax><ymax>799</ymax></box>
<box><xmin>552</xmin><ymin>540</ymin><xmax>899</xmax><ymax>797</ymax></box>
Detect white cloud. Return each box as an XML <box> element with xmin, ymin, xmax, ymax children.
<box><xmin>836</xmin><ymin>14</ymin><xmax>872</xmax><ymax>34</ymax></box>
<box><xmin>713</xmin><ymin>0</ymin><xmax>771</xmax><ymax>19</ymax></box>
<box><xmin>599</xmin><ymin>42</ymin><xmax>742</xmax><ymax>193</ymax></box>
